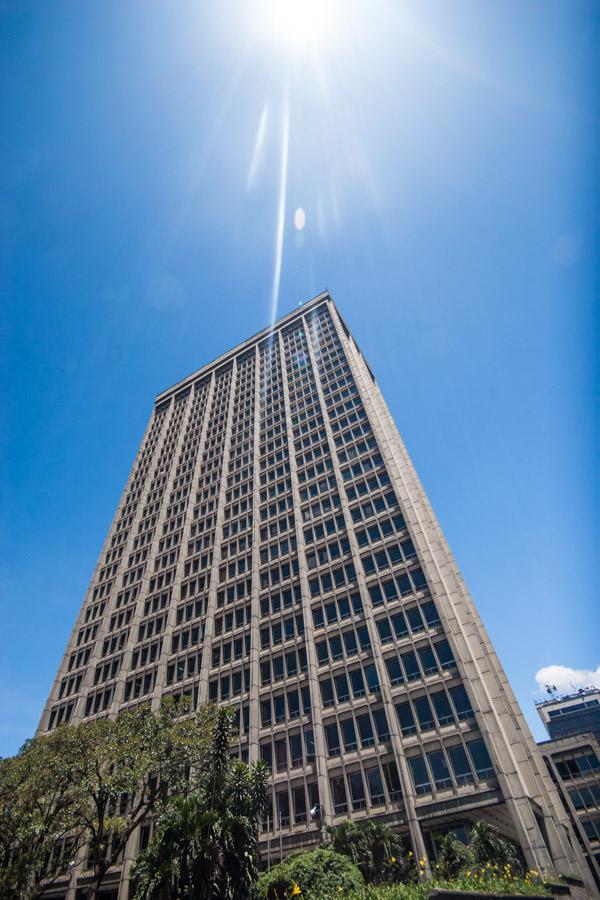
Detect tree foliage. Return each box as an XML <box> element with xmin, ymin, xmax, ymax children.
<box><xmin>326</xmin><ymin>820</ymin><xmax>415</xmax><ymax>885</ymax></box>
<box><xmin>0</xmin><ymin>731</ymin><xmax>86</xmax><ymax>899</ymax></box>
<box><xmin>133</xmin><ymin>706</ymin><xmax>270</xmax><ymax>900</ymax></box>
<box><xmin>0</xmin><ymin>699</ymin><xmax>215</xmax><ymax>900</ymax></box>
<box><xmin>256</xmin><ymin>848</ymin><xmax>365</xmax><ymax>900</ymax></box>
<box><xmin>433</xmin><ymin>821</ymin><xmax>521</xmax><ymax>880</ymax></box>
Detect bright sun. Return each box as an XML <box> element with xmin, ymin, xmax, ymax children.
<box><xmin>259</xmin><ymin>0</ymin><xmax>338</xmax><ymax>49</ymax></box>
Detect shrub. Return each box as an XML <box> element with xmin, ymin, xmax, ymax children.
<box><xmin>433</xmin><ymin>831</ymin><xmax>474</xmax><ymax>879</ymax></box>
<box><xmin>469</xmin><ymin>821</ymin><xmax>521</xmax><ymax>873</ymax></box>
<box><xmin>256</xmin><ymin>848</ymin><xmax>365</xmax><ymax>900</ymax></box>
<box><xmin>326</xmin><ymin>820</ymin><xmax>415</xmax><ymax>885</ymax></box>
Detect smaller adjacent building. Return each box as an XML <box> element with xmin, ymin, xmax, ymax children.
<box><xmin>537</xmin><ymin>689</ymin><xmax>600</xmax><ymax>891</ymax></box>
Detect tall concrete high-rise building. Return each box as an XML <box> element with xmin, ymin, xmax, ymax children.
<box><xmin>39</xmin><ymin>292</ymin><xmax>593</xmax><ymax>896</ymax></box>
<box><xmin>536</xmin><ymin>689</ymin><xmax>600</xmax><ymax>890</ymax></box>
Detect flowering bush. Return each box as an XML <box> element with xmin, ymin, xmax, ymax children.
<box><xmin>326</xmin><ymin>820</ymin><xmax>416</xmax><ymax>885</ymax></box>
<box><xmin>256</xmin><ymin>848</ymin><xmax>365</xmax><ymax>900</ymax></box>
<box><xmin>433</xmin><ymin>862</ymin><xmax>548</xmax><ymax>895</ymax></box>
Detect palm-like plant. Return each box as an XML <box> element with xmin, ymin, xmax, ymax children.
<box><xmin>133</xmin><ymin>707</ymin><xmax>270</xmax><ymax>900</ymax></box>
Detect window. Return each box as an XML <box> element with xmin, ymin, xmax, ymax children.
<box><xmin>330</xmin><ymin>775</ymin><xmax>348</xmax><ymax>813</ymax></box>
<box><xmin>348</xmin><ymin>771</ymin><xmax>366</xmax><ymax>810</ymax></box>
<box><xmin>288</xmin><ymin>689</ymin><xmax>300</xmax><ymax>719</ymax></box>
<box><xmin>342</xmin><ymin>718</ymin><xmax>358</xmax><ymax>752</ymax></box>
<box><xmin>431</xmin><ymin>691</ymin><xmax>455</xmax><ymax>726</ymax></box>
<box><xmin>435</xmin><ymin>639</ymin><xmax>456</xmax><ymax>670</ymax></box>
<box><xmin>396</xmin><ymin>701</ymin><xmax>416</xmax><ymax>736</ymax></box>
<box><xmin>428</xmin><ymin>749</ymin><xmax>452</xmax><ymax>790</ymax></box>
<box><xmin>304</xmin><ymin>728</ymin><xmax>315</xmax><ymax>761</ymax></box>
<box><xmin>407</xmin><ymin>607</ymin><xmax>424</xmax><ymax>633</ymax></box>
<box><xmin>449</xmin><ymin>685</ymin><xmax>474</xmax><ymax>720</ymax></box>
<box><xmin>414</xmin><ymin>696</ymin><xmax>435</xmax><ymax>731</ymax></box>
<box><xmin>320</xmin><ymin>678</ymin><xmax>334</xmax><ymax>707</ymax></box>
<box><xmin>386</xmin><ymin>656</ymin><xmax>403</xmax><ymax>686</ymax></box>
<box><xmin>293</xmin><ymin>785</ymin><xmax>307</xmax><ymax>823</ymax></box>
<box><xmin>401</xmin><ymin>651</ymin><xmax>420</xmax><ymax>681</ymax></box>
<box><xmin>421</xmin><ymin>600</ymin><xmax>440</xmax><ymax>627</ymax></box>
<box><xmin>261</xmin><ymin>699</ymin><xmax>271</xmax><ymax>727</ymax></box>
<box><xmin>357</xmin><ymin>713</ymin><xmax>375</xmax><ymax>747</ymax></box>
<box><xmin>289</xmin><ymin>733</ymin><xmax>303</xmax><ymax>766</ymax></box>
<box><xmin>373</xmin><ymin>708</ymin><xmax>390</xmax><ymax>742</ymax></box>
<box><xmin>417</xmin><ymin>645</ymin><xmax>438</xmax><ymax>676</ymax></box>
<box><xmin>364</xmin><ymin>664</ymin><xmax>379</xmax><ymax>693</ymax></box>
<box><xmin>325</xmin><ymin>723</ymin><xmax>340</xmax><ymax>757</ymax></box>
<box><xmin>276</xmin><ymin>790</ymin><xmax>290</xmax><ymax>826</ymax></box>
<box><xmin>409</xmin><ymin>755</ymin><xmax>431</xmax><ymax>795</ymax></box>
<box><xmin>447</xmin><ymin>744</ymin><xmax>474</xmax><ymax>785</ymax></box>
<box><xmin>365</xmin><ymin>765</ymin><xmax>385</xmax><ymax>805</ymax></box>
<box><xmin>391</xmin><ymin>612</ymin><xmax>408</xmax><ymax>637</ymax></box>
<box><xmin>275</xmin><ymin>739</ymin><xmax>287</xmax><ymax>772</ymax></box>
<box><xmin>467</xmin><ymin>739</ymin><xmax>495</xmax><ymax>780</ymax></box>
<box><xmin>382</xmin><ymin>759</ymin><xmax>403</xmax><ymax>801</ymax></box>
<box><xmin>335</xmin><ymin>673</ymin><xmax>350</xmax><ymax>703</ymax></box>
<box><xmin>377</xmin><ymin>618</ymin><xmax>392</xmax><ymax>642</ymax></box>
<box><xmin>350</xmin><ymin>668</ymin><xmax>366</xmax><ymax>698</ymax></box>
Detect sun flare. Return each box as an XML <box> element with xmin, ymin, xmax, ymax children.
<box><xmin>259</xmin><ymin>0</ymin><xmax>339</xmax><ymax>49</ymax></box>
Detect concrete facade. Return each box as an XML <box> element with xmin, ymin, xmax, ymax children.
<box><xmin>536</xmin><ymin>691</ymin><xmax>600</xmax><ymax>892</ymax></box>
<box><xmin>38</xmin><ymin>292</ymin><xmax>595</xmax><ymax>898</ymax></box>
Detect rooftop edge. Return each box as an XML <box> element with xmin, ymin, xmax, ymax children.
<box><xmin>154</xmin><ymin>289</ymin><xmax>332</xmax><ymax>404</ymax></box>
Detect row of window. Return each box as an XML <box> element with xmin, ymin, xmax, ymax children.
<box><xmin>260</xmin><ymin>728</ymin><xmax>315</xmax><ymax>770</ymax></box>
<box><xmin>555</xmin><ymin>751</ymin><xmax>600</xmax><ymax>780</ymax></box>
<box><xmin>208</xmin><ymin>667</ymin><xmax>250</xmax><ymax>701</ymax></box>
<box><xmin>329</xmin><ymin>758</ymin><xmax>402</xmax><ymax>814</ymax></box>
<box><xmin>384</xmin><ymin>639</ymin><xmax>456</xmax><ymax>685</ymax></box>
<box><xmin>260</xmin><ymin>613</ymin><xmax>305</xmax><ymax>648</ymax></box>
<box><xmin>569</xmin><ymin>783</ymin><xmax>600</xmax><ymax>811</ymax></box>
<box><xmin>311</xmin><ymin>592</ymin><xmax>364</xmax><ymax>628</ymax></box>
<box><xmin>324</xmin><ymin>707</ymin><xmax>391</xmax><ymax>756</ymax></box>
<box><xmin>374</xmin><ymin>600</ymin><xmax>440</xmax><ymax>642</ymax></box>
<box><xmin>396</xmin><ymin>684</ymin><xmax>474</xmax><ymax>733</ymax></box>
<box><xmin>260</xmin><ymin>647</ymin><xmax>309</xmax><ymax>684</ymax></box>
<box><xmin>260</xmin><ymin>685</ymin><xmax>312</xmax><ymax>725</ymax></box>
<box><xmin>408</xmin><ymin>738</ymin><xmax>495</xmax><ymax>795</ymax></box>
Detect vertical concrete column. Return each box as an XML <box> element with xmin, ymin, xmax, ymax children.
<box><xmin>198</xmin><ymin>362</ymin><xmax>239</xmax><ymax>705</ymax></box>
<box><xmin>301</xmin><ymin>310</ymin><xmax>429</xmax><ymax>868</ymax></box>
<box><xmin>110</xmin><ymin>388</ymin><xmax>196</xmax><ymax>713</ymax></box>
<box><xmin>277</xmin><ymin>329</ymin><xmax>332</xmax><ymax>822</ymax></box>
<box><xmin>117</xmin><ymin>381</ymin><xmax>215</xmax><ymax>900</ymax></box>
<box><xmin>247</xmin><ymin>345</ymin><xmax>262</xmax><ymax>763</ymax></box>
<box><xmin>150</xmin><ymin>375</ymin><xmax>216</xmax><ymax>711</ymax></box>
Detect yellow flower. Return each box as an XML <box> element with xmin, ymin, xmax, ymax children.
<box><xmin>408</xmin><ymin>851</ymin><xmax>413</xmax><ymax>857</ymax></box>
<box><xmin>390</xmin><ymin>856</ymin><xmax>396</xmax><ymax>863</ymax></box>
<box><xmin>336</xmin><ymin>888</ymin><xmax>343</xmax><ymax>894</ymax></box>
<box><xmin>291</xmin><ymin>883</ymin><xmax>301</xmax><ymax>896</ymax></box>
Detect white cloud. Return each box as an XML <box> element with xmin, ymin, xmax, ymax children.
<box><xmin>535</xmin><ymin>664</ymin><xmax>600</xmax><ymax>695</ymax></box>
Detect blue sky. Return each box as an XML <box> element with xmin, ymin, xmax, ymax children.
<box><xmin>1</xmin><ymin>0</ymin><xmax>598</xmax><ymax>757</ymax></box>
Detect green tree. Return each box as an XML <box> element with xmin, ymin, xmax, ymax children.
<box><xmin>0</xmin><ymin>700</ymin><xmax>215</xmax><ymax>900</ymax></box>
<box><xmin>468</xmin><ymin>820</ymin><xmax>521</xmax><ymax>872</ymax></box>
<box><xmin>256</xmin><ymin>848</ymin><xmax>365</xmax><ymax>900</ymax></box>
<box><xmin>0</xmin><ymin>732</ymin><xmax>86</xmax><ymax>900</ymax></box>
<box><xmin>326</xmin><ymin>820</ymin><xmax>414</xmax><ymax>885</ymax></box>
<box><xmin>433</xmin><ymin>831</ymin><xmax>474</xmax><ymax>880</ymax></box>
<box><xmin>133</xmin><ymin>707</ymin><xmax>270</xmax><ymax>900</ymax></box>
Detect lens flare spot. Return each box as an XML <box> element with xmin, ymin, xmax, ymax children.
<box><xmin>294</xmin><ymin>207</ymin><xmax>306</xmax><ymax>230</ymax></box>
